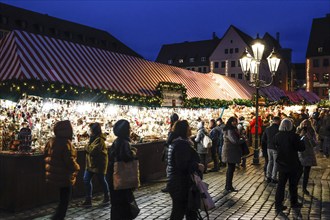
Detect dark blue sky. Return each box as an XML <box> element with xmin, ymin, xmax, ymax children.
<box><xmin>2</xmin><ymin>0</ymin><xmax>330</xmax><ymax>63</ymax></box>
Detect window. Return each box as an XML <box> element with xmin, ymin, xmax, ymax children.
<box><xmin>198</xmin><ymin>67</ymin><xmax>202</xmax><ymax>72</ymax></box>
<box><xmin>1</xmin><ymin>15</ymin><xmax>8</xmax><ymax>24</ymax></box>
<box><xmin>230</xmin><ymin>74</ymin><xmax>235</xmax><ymax>78</ymax></box>
<box><xmin>221</xmin><ymin>61</ymin><xmax>226</xmax><ymax>68</ymax></box>
<box><xmin>179</xmin><ymin>59</ymin><xmax>184</xmax><ymax>63</ymax></box>
<box><xmin>231</xmin><ymin>61</ymin><xmax>236</xmax><ymax>67</ymax></box>
<box><xmin>313</xmin><ymin>59</ymin><xmax>319</xmax><ymax>67</ymax></box>
<box><xmin>238</xmin><ymin>73</ymin><xmax>243</xmax><ymax>79</ymax></box>
<box><xmin>318</xmin><ymin>47</ymin><xmax>323</xmax><ymax>53</ymax></box>
<box><xmin>238</xmin><ymin>61</ymin><xmax>241</xmax><ymax>67</ymax></box>
<box><xmin>214</xmin><ymin>62</ymin><xmax>219</xmax><ymax>68</ymax></box>
<box><xmin>313</xmin><ymin>73</ymin><xmax>319</xmax><ymax>82</ymax></box>
<box><xmin>189</xmin><ymin>57</ymin><xmax>195</xmax><ymax>63</ymax></box>
<box><xmin>49</xmin><ymin>28</ymin><xmax>58</xmax><ymax>35</ymax></box>
<box><xmin>230</xmin><ymin>48</ymin><xmax>233</xmax><ymax>54</ymax></box>
<box><xmin>323</xmin><ymin>58</ymin><xmax>329</xmax><ymax>67</ymax></box>
<box><xmin>322</xmin><ymin>88</ymin><xmax>328</xmax><ymax>96</ymax></box>
<box><xmin>235</xmin><ymin>48</ymin><xmax>239</xmax><ymax>53</ymax></box>
<box><xmin>64</xmin><ymin>31</ymin><xmax>72</xmax><ymax>39</ymax></box>
<box><xmin>15</xmin><ymin>20</ymin><xmax>27</xmax><ymax>28</ymax></box>
<box><xmin>201</xmin><ymin>57</ymin><xmax>206</xmax><ymax>62</ymax></box>
<box><xmin>323</xmin><ymin>73</ymin><xmax>329</xmax><ymax>83</ymax></box>
<box><xmin>203</xmin><ymin>67</ymin><xmax>207</xmax><ymax>73</ymax></box>
<box><xmin>225</xmin><ymin>49</ymin><xmax>228</xmax><ymax>54</ymax></box>
<box><xmin>191</xmin><ymin>67</ymin><xmax>195</xmax><ymax>71</ymax></box>
<box><xmin>168</xmin><ymin>59</ymin><xmax>173</xmax><ymax>64</ymax></box>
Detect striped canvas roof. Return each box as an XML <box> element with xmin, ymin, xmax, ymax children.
<box><xmin>0</xmin><ymin>30</ymin><xmax>320</xmax><ymax>104</ymax></box>
<box><xmin>0</xmin><ymin>30</ymin><xmax>251</xmax><ymax>100</ymax></box>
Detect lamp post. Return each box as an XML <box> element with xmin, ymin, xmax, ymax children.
<box><xmin>239</xmin><ymin>36</ymin><xmax>281</xmax><ymax>165</ymax></box>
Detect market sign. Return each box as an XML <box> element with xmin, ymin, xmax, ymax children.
<box><xmin>161</xmin><ymin>90</ymin><xmax>184</xmax><ymax>107</ymax></box>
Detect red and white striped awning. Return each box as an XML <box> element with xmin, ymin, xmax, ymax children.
<box><xmin>0</xmin><ymin>30</ymin><xmax>320</xmax><ymax>103</ymax></box>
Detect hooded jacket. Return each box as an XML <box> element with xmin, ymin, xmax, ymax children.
<box><xmin>85</xmin><ymin>133</ymin><xmax>108</xmax><ymax>174</ymax></box>
<box><xmin>44</xmin><ymin>120</ymin><xmax>80</xmax><ymax>187</ymax></box>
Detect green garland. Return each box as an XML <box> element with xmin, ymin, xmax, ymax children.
<box><xmin>318</xmin><ymin>100</ymin><xmax>330</xmax><ymax>108</ymax></box>
<box><xmin>0</xmin><ymin>79</ymin><xmax>266</xmax><ymax>108</ymax></box>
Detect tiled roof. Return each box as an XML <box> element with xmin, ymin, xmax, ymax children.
<box><xmin>156</xmin><ymin>38</ymin><xmax>221</xmax><ymax>67</ymax></box>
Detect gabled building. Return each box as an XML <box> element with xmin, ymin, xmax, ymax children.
<box><xmin>0</xmin><ymin>2</ymin><xmax>142</xmax><ymax>58</ymax></box>
<box><xmin>210</xmin><ymin>25</ymin><xmax>291</xmax><ymax>91</ymax></box>
<box><xmin>306</xmin><ymin>13</ymin><xmax>330</xmax><ymax>99</ymax></box>
<box><xmin>156</xmin><ymin>33</ymin><xmax>221</xmax><ymax>73</ymax></box>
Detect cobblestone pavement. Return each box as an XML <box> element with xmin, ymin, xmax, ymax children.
<box><xmin>1</xmin><ymin>152</ymin><xmax>329</xmax><ymax>220</ymax></box>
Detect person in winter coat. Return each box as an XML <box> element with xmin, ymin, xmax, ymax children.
<box><xmin>216</xmin><ymin>117</ymin><xmax>226</xmax><ymax>167</ymax></box>
<box><xmin>44</xmin><ymin>120</ymin><xmax>80</xmax><ymax>220</ymax></box>
<box><xmin>161</xmin><ymin>113</ymin><xmax>179</xmax><ymax>193</ymax></box>
<box><xmin>108</xmin><ymin>119</ymin><xmax>138</xmax><ymax>220</ymax></box>
<box><xmin>222</xmin><ymin>116</ymin><xmax>244</xmax><ymax>192</ymax></box>
<box><xmin>318</xmin><ymin>110</ymin><xmax>330</xmax><ymax>157</ymax></box>
<box><xmin>168</xmin><ymin>120</ymin><xmax>204</xmax><ymax>220</ymax></box>
<box><xmin>249</xmin><ymin>115</ymin><xmax>263</xmax><ymax>154</ymax></box>
<box><xmin>261</xmin><ymin>116</ymin><xmax>281</xmax><ymax>183</ymax></box>
<box><xmin>296</xmin><ymin>119</ymin><xmax>317</xmax><ymax>195</ymax></box>
<box><xmin>274</xmin><ymin>118</ymin><xmax>305</xmax><ymax>212</ymax></box>
<box><xmin>195</xmin><ymin>121</ymin><xmax>208</xmax><ymax>173</ymax></box>
<box><xmin>82</xmin><ymin>122</ymin><xmax>109</xmax><ymax>206</ymax></box>
<box><xmin>209</xmin><ymin>119</ymin><xmax>220</xmax><ymax>172</ymax></box>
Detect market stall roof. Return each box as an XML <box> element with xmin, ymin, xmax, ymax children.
<box><xmin>0</xmin><ymin>30</ymin><xmax>320</xmax><ymax>104</ymax></box>
<box><xmin>0</xmin><ymin>30</ymin><xmax>250</xmax><ymax>100</ymax></box>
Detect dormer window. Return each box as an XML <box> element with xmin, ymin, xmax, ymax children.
<box><xmin>179</xmin><ymin>59</ymin><xmax>184</xmax><ymax>63</ymax></box>
<box><xmin>189</xmin><ymin>58</ymin><xmax>195</xmax><ymax>63</ymax></box>
<box><xmin>168</xmin><ymin>59</ymin><xmax>173</xmax><ymax>64</ymax></box>
<box><xmin>318</xmin><ymin>47</ymin><xmax>323</xmax><ymax>53</ymax></box>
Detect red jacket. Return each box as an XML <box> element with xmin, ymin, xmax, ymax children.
<box><xmin>250</xmin><ymin>116</ymin><xmax>262</xmax><ymax>135</ymax></box>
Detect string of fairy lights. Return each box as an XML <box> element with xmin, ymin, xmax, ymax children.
<box><xmin>0</xmin><ymin>79</ymin><xmax>324</xmax><ymax>108</ymax></box>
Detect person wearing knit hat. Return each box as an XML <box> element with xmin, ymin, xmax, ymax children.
<box><xmin>82</xmin><ymin>122</ymin><xmax>109</xmax><ymax>207</ymax></box>
<box><xmin>108</xmin><ymin>119</ymin><xmax>139</xmax><ymax>219</ymax></box>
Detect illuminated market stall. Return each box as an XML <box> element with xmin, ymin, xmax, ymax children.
<box><xmin>0</xmin><ymin>30</ymin><xmax>320</xmax><ymax>211</ymax></box>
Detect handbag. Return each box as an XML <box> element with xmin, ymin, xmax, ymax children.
<box><xmin>113</xmin><ymin>159</ymin><xmax>140</xmax><ymax>190</ymax></box>
<box><xmin>191</xmin><ymin>174</ymin><xmax>215</xmax><ymax>211</ymax></box>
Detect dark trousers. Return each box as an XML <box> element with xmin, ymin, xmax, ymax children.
<box><xmin>302</xmin><ymin>166</ymin><xmax>311</xmax><ymax>189</ymax></box>
<box><xmin>52</xmin><ymin>186</ymin><xmax>72</xmax><ymax>220</ymax></box>
<box><xmin>110</xmin><ymin>187</ymin><xmax>134</xmax><ymax>220</ymax></box>
<box><xmin>169</xmin><ymin>190</ymin><xmax>198</xmax><ymax>220</ymax></box>
<box><xmin>225</xmin><ymin>163</ymin><xmax>236</xmax><ymax>189</ymax></box>
<box><xmin>199</xmin><ymin>154</ymin><xmax>207</xmax><ymax>173</ymax></box>
<box><xmin>211</xmin><ymin>145</ymin><xmax>219</xmax><ymax>170</ymax></box>
<box><xmin>275</xmin><ymin>168</ymin><xmax>302</xmax><ymax>206</ymax></box>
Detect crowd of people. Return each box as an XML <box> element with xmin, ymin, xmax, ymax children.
<box><xmin>43</xmin><ymin>105</ymin><xmax>330</xmax><ymax>219</ymax></box>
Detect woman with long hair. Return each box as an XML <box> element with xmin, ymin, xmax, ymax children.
<box><xmin>222</xmin><ymin>116</ymin><xmax>244</xmax><ymax>192</ymax></box>
<box><xmin>296</xmin><ymin>119</ymin><xmax>317</xmax><ymax>195</ymax></box>
<box><xmin>168</xmin><ymin>120</ymin><xmax>204</xmax><ymax>220</ymax></box>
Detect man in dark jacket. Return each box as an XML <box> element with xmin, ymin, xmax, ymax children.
<box><xmin>274</xmin><ymin>118</ymin><xmax>305</xmax><ymax>212</ymax></box>
<box><xmin>261</xmin><ymin>116</ymin><xmax>281</xmax><ymax>183</ymax></box>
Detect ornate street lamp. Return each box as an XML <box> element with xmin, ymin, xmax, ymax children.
<box><xmin>239</xmin><ymin>36</ymin><xmax>280</xmax><ymax>165</ymax></box>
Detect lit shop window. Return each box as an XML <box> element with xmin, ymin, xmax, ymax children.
<box><xmin>179</xmin><ymin>59</ymin><xmax>184</xmax><ymax>63</ymax></box>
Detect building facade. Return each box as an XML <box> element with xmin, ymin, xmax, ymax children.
<box><xmin>306</xmin><ymin>14</ymin><xmax>330</xmax><ymax>100</ymax></box>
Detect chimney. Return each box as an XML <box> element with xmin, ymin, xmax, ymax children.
<box><xmin>212</xmin><ymin>32</ymin><xmax>218</xmax><ymax>39</ymax></box>
<box><xmin>276</xmin><ymin>32</ymin><xmax>280</xmax><ymax>43</ymax></box>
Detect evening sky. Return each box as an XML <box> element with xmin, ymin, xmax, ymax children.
<box><xmin>2</xmin><ymin>0</ymin><xmax>330</xmax><ymax>63</ymax></box>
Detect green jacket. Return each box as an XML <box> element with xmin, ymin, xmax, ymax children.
<box><xmin>85</xmin><ymin>133</ymin><xmax>108</xmax><ymax>174</ymax></box>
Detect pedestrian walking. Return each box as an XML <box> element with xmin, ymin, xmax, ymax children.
<box><xmin>108</xmin><ymin>119</ymin><xmax>138</xmax><ymax>220</ymax></box>
<box><xmin>44</xmin><ymin>120</ymin><xmax>80</xmax><ymax>220</ymax></box>
<box><xmin>216</xmin><ymin>117</ymin><xmax>226</xmax><ymax>167</ymax></box>
<box><xmin>274</xmin><ymin>118</ymin><xmax>305</xmax><ymax>212</ymax></box>
<box><xmin>209</xmin><ymin>119</ymin><xmax>220</xmax><ymax>172</ymax></box>
<box><xmin>296</xmin><ymin>119</ymin><xmax>317</xmax><ymax>195</ymax></box>
<box><xmin>222</xmin><ymin>116</ymin><xmax>244</xmax><ymax>192</ymax></box>
<box><xmin>195</xmin><ymin>120</ymin><xmax>208</xmax><ymax>173</ymax></box>
<box><xmin>261</xmin><ymin>116</ymin><xmax>281</xmax><ymax>183</ymax></box>
<box><xmin>167</xmin><ymin>120</ymin><xmax>204</xmax><ymax>220</ymax></box>
<box><xmin>82</xmin><ymin>122</ymin><xmax>109</xmax><ymax>206</ymax></box>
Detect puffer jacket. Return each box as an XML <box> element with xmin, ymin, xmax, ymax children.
<box><xmin>44</xmin><ymin>120</ymin><xmax>80</xmax><ymax>187</ymax></box>
<box><xmin>85</xmin><ymin>133</ymin><xmax>108</xmax><ymax>174</ymax></box>
<box><xmin>222</xmin><ymin>128</ymin><xmax>243</xmax><ymax>163</ymax></box>
<box><xmin>195</xmin><ymin>127</ymin><xmax>208</xmax><ymax>154</ymax></box>
<box><xmin>250</xmin><ymin>116</ymin><xmax>263</xmax><ymax>135</ymax></box>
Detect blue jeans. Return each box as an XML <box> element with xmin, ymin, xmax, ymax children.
<box><xmin>267</xmin><ymin>149</ymin><xmax>278</xmax><ymax>180</ymax></box>
<box><xmin>83</xmin><ymin>170</ymin><xmax>109</xmax><ymax>199</ymax></box>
